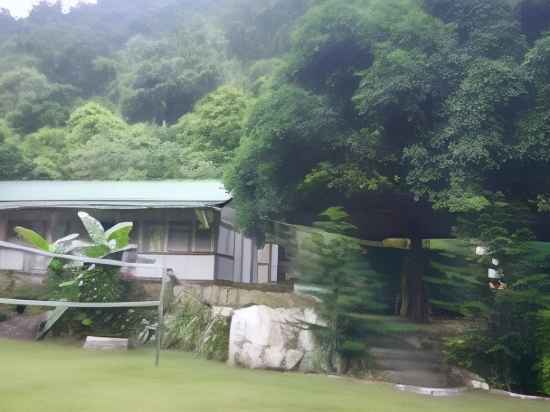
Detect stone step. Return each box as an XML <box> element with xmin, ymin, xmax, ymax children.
<box><xmin>378</xmin><ymin>369</ymin><xmax>451</xmax><ymax>388</ymax></box>
<box><xmin>370</xmin><ymin>347</ymin><xmax>443</xmax><ymax>363</ymax></box>
<box><xmin>373</xmin><ymin>356</ymin><xmax>446</xmax><ymax>373</ymax></box>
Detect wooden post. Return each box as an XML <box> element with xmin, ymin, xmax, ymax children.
<box><xmin>155</xmin><ymin>268</ymin><xmax>168</xmax><ymax>367</ymax></box>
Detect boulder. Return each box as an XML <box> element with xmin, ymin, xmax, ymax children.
<box><xmin>228</xmin><ymin>305</ymin><xmax>323</xmax><ymax>372</ymax></box>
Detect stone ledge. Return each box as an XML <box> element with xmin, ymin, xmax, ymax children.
<box><xmin>83</xmin><ymin>336</ymin><xmax>129</xmax><ymax>351</ymax></box>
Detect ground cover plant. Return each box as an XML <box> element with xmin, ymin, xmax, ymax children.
<box><xmin>0</xmin><ymin>339</ymin><xmax>549</xmax><ymax>412</ymax></box>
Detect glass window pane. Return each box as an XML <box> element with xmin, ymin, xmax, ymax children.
<box><xmin>144</xmin><ymin>224</ymin><xmax>165</xmax><ymax>252</ymax></box>
<box><xmin>52</xmin><ymin>221</ymin><xmax>73</xmax><ymax>240</ymax></box>
<box><xmin>195</xmin><ymin>228</ymin><xmax>213</xmax><ymax>252</ymax></box>
<box><xmin>168</xmin><ymin>223</ymin><xmax>191</xmax><ymax>252</ymax></box>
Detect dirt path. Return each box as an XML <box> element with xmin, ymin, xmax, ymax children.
<box><xmin>0</xmin><ymin>313</ymin><xmax>47</xmax><ymax>340</ymax></box>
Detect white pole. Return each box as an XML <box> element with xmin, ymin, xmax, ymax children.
<box><xmin>155</xmin><ymin>268</ymin><xmax>168</xmax><ymax>367</ymax></box>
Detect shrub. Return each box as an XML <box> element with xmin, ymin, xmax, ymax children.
<box><xmin>443</xmin><ymin>291</ymin><xmax>543</xmax><ymax>392</ymax></box>
<box><xmin>297</xmin><ymin>207</ymin><xmax>387</xmax><ymax>374</ymax></box>
<box><xmin>14</xmin><ymin>211</ymin><xmax>151</xmax><ymax>339</ymax></box>
<box><xmin>47</xmin><ymin>265</ymin><xmax>155</xmax><ymax>338</ymax></box>
<box><xmin>164</xmin><ymin>301</ymin><xmax>230</xmax><ymax>362</ymax></box>
<box><xmin>538</xmin><ymin>311</ymin><xmax>550</xmax><ymax>394</ymax></box>
<box><xmin>542</xmin><ymin>357</ymin><xmax>550</xmax><ymax>395</ymax></box>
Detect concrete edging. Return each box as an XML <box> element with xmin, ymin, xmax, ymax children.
<box><xmin>490</xmin><ymin>389</ymin><xmax>550</xmax><ymax>402</ymax></box>
<box><xmin>394</xmin><ymin>384</ymin><xmax>550</xmax><ymax>401</ymax></box>
<box><xmin>394</xmin><ymin>384</ymin><xmax>468</xmax><ymax>397</ymax></box>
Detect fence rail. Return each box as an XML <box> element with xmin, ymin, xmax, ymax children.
<box><xmin>0</xmin><ymin>240</ymin><xmax>168</xmax><ymax>366</ymax></box>
<box><xmin>0</xmin><ymin>298</ymin><xmax>160</xmax><ymax>308</ymax></box>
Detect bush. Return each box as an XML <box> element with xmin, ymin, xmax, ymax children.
<box><xmin>47</xmin><ymin>265</ymin><xmax>155</xmax><ymax>338</ymax></box>
<box><xmin>164</xmin><ymin>301</ymin><xmax>230</xmax><ymax>362</ymax></box>
<box><xmin>0</xmin><ymin>312</ymin><xmax>8</xmax><ymax>322</ymax></box>
<box><xmin>538</xmin><ymin>311</ymin><xmax>550</xmax><ymax>394</ymax></box>
<box><xmin>542</xmin><ymin>357</ymin><xmax>550</xmax><ymax>395</ymax></box>
<box><xmin>443</xmin><ymin>292</ymin><xmax>543</xmax><ymax>393</ymax></box>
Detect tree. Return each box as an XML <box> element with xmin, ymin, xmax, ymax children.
<box><xmin>228</xmin><ymin>0</ymin><xmax>465</xmax><ymax>322</ymax></box>
<box><xmin>405</xmin><ymin>58</ymin><xmax>531</xmax><ymax>213</ymax></box>
<box><xmin>66</xmin><ymin>125</ymin><xmax>163</xmax><ymax>180</ymax></box>
<box><xmin>422</xmin><ymin>0</ymin><xmax>527</xmax><ymax>59</ymax></box>
<box><xmin>172</xmin><ymin>85</ymin><xmax>253</xmax><ymax>168</ymax></box>
<box><xmin>224</xmin><ymin>84</ymin><xmax>341</xmax><ymax>236</ymax></box>
<box><xmin>443</xmin><ymin>197</ymin><xmax>550</xmax><ymax>393</ymax></box>
<box><xmin>298</xmin><ymin>207</ymin><xmax>386</xmax><ymax>374</ymax></box>
<box><xmin>0</xmin><ymin>121</ymin><xmax>30</xmax><ymax>180</ymax></box>
<box><xmin>219</xmin><ymin>0</ymin><xmax>313</xmax><ymax>61</ymax></box>
<box><xmin>20</xmin><ymin>128</ymin><xmax>67</xmax><ymax>179</ymax></box>
<box><xmin>0</xmin><ymin>67</ymin><xmax>78</xmax><ymax>134</ymax></box>
<box><xmin>116</xmin><ymin>30</ymin><xmax>224</xmax><ymax>125</ymax></box>
<box><xmin>515</xmin><ymin>0</ymin><xmax>550</xmax><ymax>43</ymax></box>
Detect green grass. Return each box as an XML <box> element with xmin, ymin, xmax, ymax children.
<box><xmin>0</xmin><ymin>340</ymin><xmax>548</xmax><ymax>412</ymax></box>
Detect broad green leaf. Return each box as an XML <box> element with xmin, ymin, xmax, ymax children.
<box><xmin>52</xmin><ymin>233</ymin><xmax>80</xmax><ymax>253</ymax></box>
<box><xmin>83</xmin><ymin>244</ymin><xmax>111</xmax><ymax>258</ymax></box>
<box><xmin>14</xmin><ymin>226</ymin><xmax>50</xmax><ymax>252</ymax></box>
<box><xmin>105</xmin><ymin>222</ymin><xmax>133</xmax><ymax>249</ymax></box>
<box><xmin>78</xmin><ymin>211</ymin><xmax>106</xmax><ymax>244</ymax></box>
<box><xmin>111</xmin><ymin>244</ymin><xmax>137</xmax><ymax>254</ymax></box>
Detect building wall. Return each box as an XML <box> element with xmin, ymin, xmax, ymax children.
<box><xmin>216</xmin><ymin>207</ymin><xmax>279</xmax><ymax>284</ymax></box>
<box><xmin>0</xmin><ymin>207</ymin><xmax>279</xmax><ymax>284</ymax></box>
<box><xmin>130</xmin><ymin>254</ymin><xmax>216</xmax><ymax>281</ymax></box>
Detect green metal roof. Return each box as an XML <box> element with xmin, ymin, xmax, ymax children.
<box><xmin>0</xmin><ymin>180</ymin><xmax>231</xmax><ymax>210</ymax></box>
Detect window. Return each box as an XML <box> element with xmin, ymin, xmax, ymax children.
<box><xmin>195</xmin><ymin>227</ymin><xmax>213</xmax><ymax>252</ymax></box>
<box><xmin>143</xmin><ymin>223</ymin><xmax>165</xmax><ymax>252</ymax></box>
<box><xmin>51</xmin><ymin>221</ymin><xmax>73</xmax><ymax>241</ymax></box>
<box><xmin>167</xmin><ymin>223</ymin><xmax>192</xmax><ymax>252</ymax></box>
<box><xmin>139</xmin><ymin>210</ymin><xmax>217</xmax><ymax>253</ymax></box>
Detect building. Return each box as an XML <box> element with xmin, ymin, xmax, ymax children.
<box><xmin>0</xmin><ymin>181</ymin><xmax>279</xmax><ymax>284</ymax></box>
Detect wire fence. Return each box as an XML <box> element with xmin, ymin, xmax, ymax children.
<box><xmin>0</xmin><ymin>240</ymin><xmax>169</xmax><ymax>366</ymax></box>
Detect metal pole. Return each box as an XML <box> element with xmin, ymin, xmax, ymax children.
<box><xmin>155</xmin><ymin>267</ymin><xmax>168</xmax><ymax>367</ymax></box>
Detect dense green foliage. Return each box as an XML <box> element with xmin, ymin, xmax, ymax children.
<box><xmin>15</xmin><ymin>211</ymin><xmax>152</xmax><ymax>337</ymax></box>
<box><xmin>4</xmin><ymin>0</ymin><xmax>550</xmax><ymax>394</ymax></box>
<box><xmin>164</xmin><ymin>301</ymin><xmax>230</xmax><ymax>362</ymax></box>
<box><xmin>540</xmin><ymin>311</ymin><xmax>550</xmax><ymax>394</ymax></box>
<box><xmin>298</xmin><ymin>208</ymin><xmax>386</xmax><ymax>374</ymax></box>
<box><xmin>423</xmin><ymin>200</ymin><xmax>550</xmax><ymax>393</ymax></box>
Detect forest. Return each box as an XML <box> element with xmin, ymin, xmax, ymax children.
<box><xmin>2</xmin><ymin>0</ymin><xmax>550</xmax><ymax>396</ymax></box>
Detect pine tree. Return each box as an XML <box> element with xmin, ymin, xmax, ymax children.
<box><xmin>297</xmin><ymin>207</ymin><xmax>386</xmax><ymax>374</ymax></box>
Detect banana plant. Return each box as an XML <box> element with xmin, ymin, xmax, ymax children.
<box><xmin>15</xmin><ymin>211</ymin><xmax>136</xmax><ymax>259</ymax></box>
<box><xmin>74</xmin><ymin>212</ymin><xmax>136</xmax><ymax>258</ymax></box>
<box><xmin>14</xmin><ymin>227</ymin><xmax>80</xmax><ymax>254</ymax></box>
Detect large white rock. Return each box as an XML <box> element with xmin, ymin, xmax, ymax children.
<box><xmin>228</xmin><ymin>305</ymin><xmax>322</xmax><ymax>371</ymax></box>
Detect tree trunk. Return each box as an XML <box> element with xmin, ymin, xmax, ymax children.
<box><xmin>398</xmin><ymin>237</ymin><xmax>429</xmax><ymax>323</ymax></box>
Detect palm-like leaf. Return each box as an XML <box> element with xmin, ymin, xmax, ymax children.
<box><xmin>52</xmin><ymin>233</ymin><xmax>80</xmax><ymax>254</ymax></box>
<box><xmin>78</xmin><ymin>212</ymin><xmax>106</xmax><ymax>244</ymax></box>
<box><xmin>83</xmin><ymin>244</ymin><xmax>112</xmax><ymax>259</ymax></box>
<box><xmin>105</xmin><ymin>222</ymin><xmax>133</xmax><ymax>249</ymax></box>
<box><xmin>14</xmin><ymin>227</ymin><xmax>50</xmax><ymax>252</ymax></box>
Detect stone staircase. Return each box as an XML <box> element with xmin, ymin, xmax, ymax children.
<box><xmin>369</xmin><ymin>334</ymin><xmax>457</xmax><ymax>388</ymax></box>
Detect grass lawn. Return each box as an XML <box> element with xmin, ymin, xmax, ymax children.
<box><xmin>0</xmin><ymin>340</ymin><xmax>548</xmax><ymax>412</ymax></box>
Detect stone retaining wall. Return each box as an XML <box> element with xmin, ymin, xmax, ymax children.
<box><xmin>0</xmin><ymin>271</ymin><xmax>45</xmax><ymax>296</ymax></box>
<box><xmin>172</xmin><ymin>281</ymin><xmax>317</xmax><ymax>309</ymax></box>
